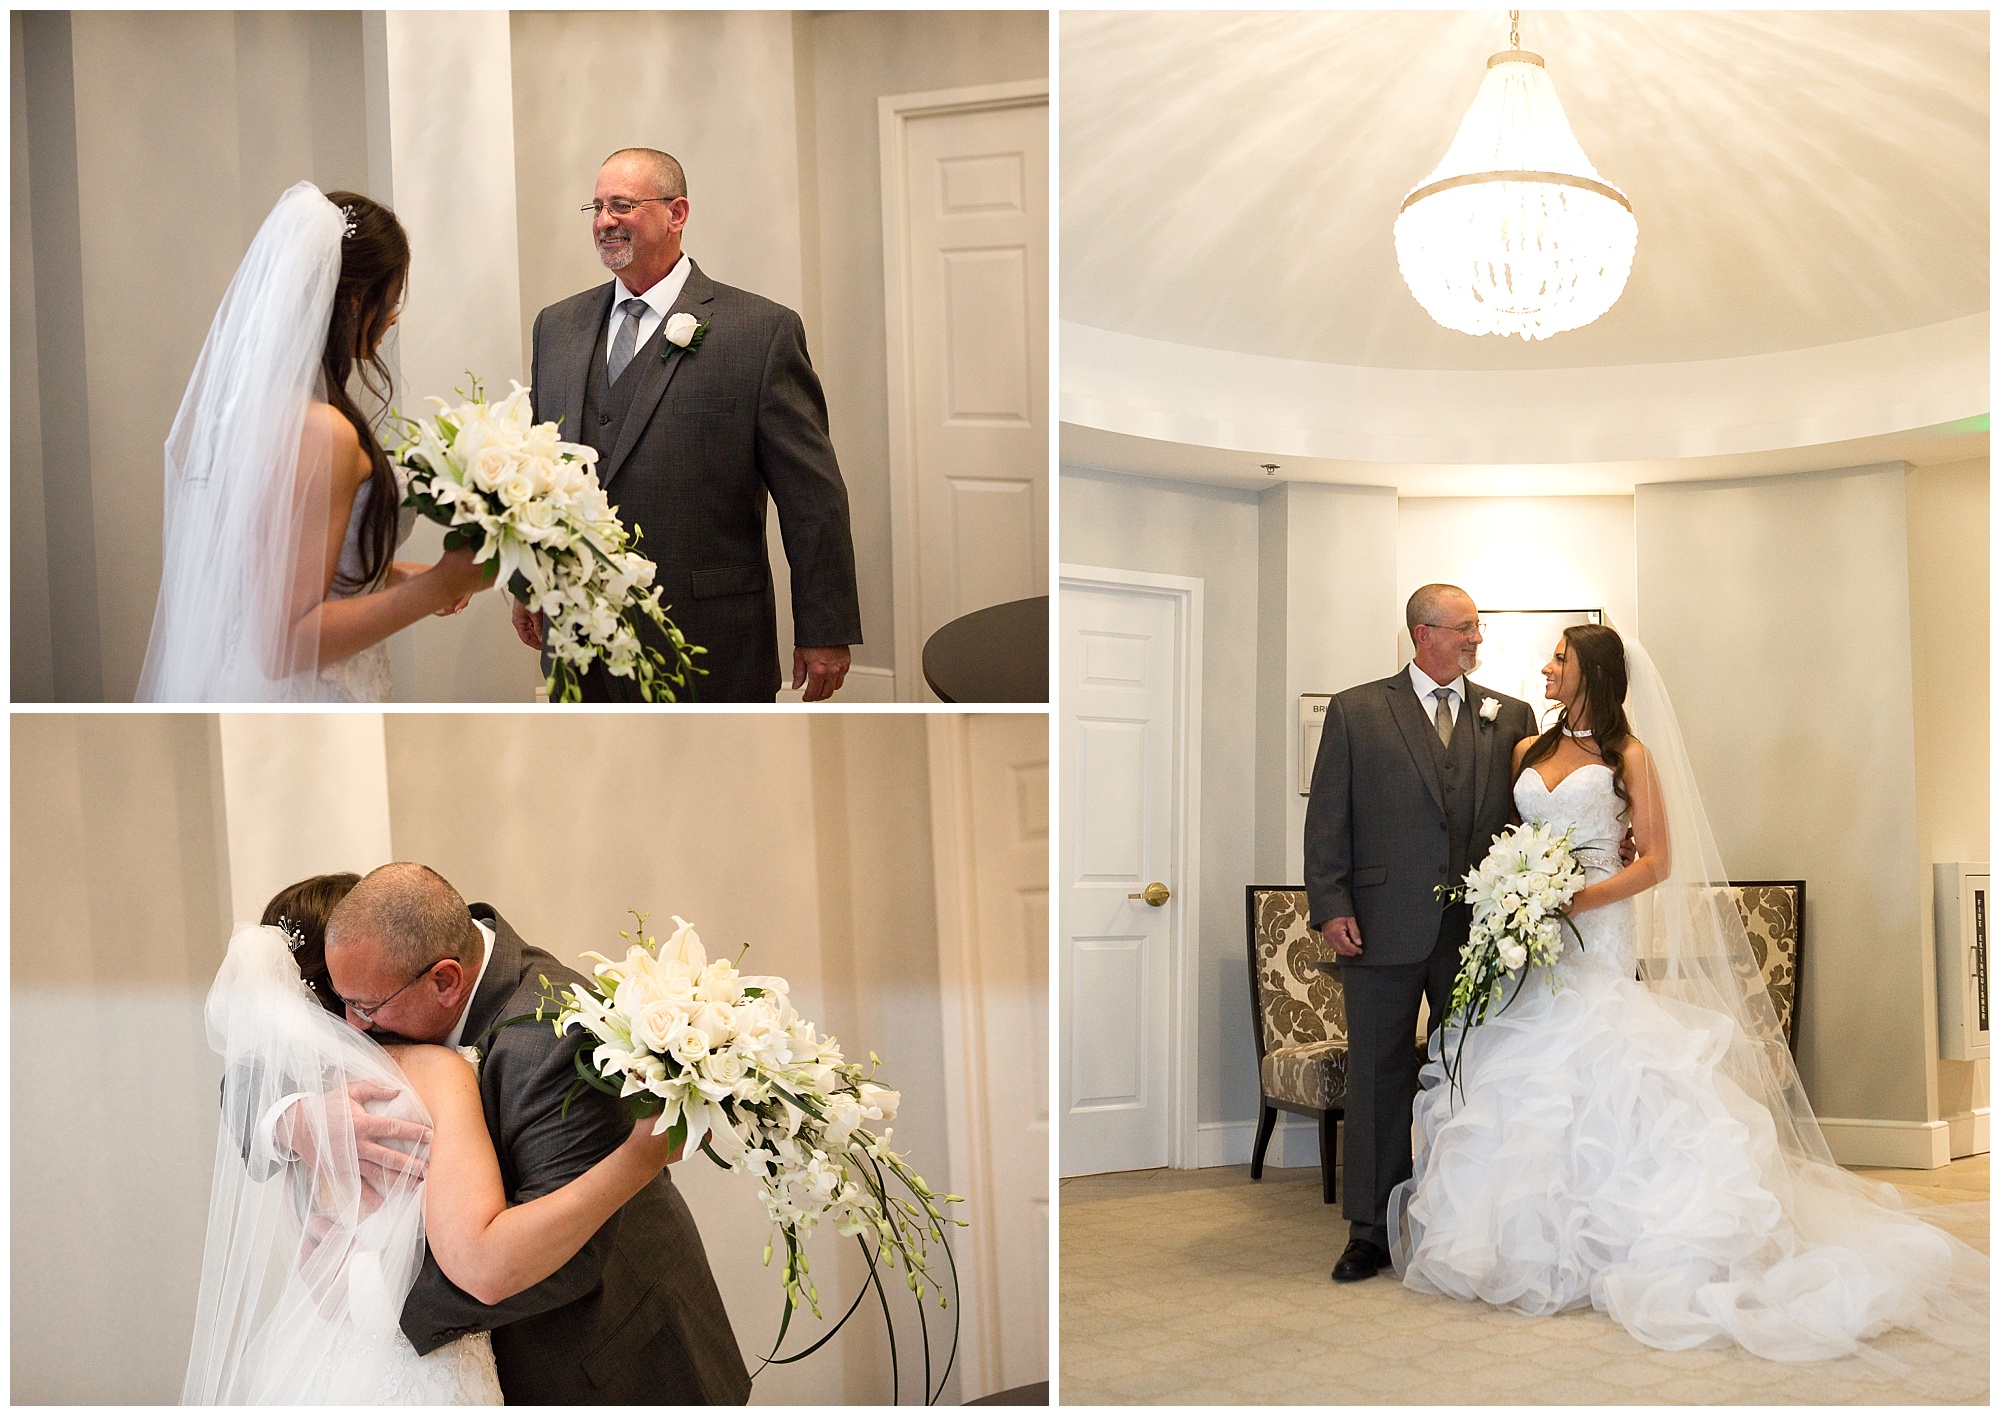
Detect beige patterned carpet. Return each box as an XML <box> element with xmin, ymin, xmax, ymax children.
<box><xmin>1060</xmin><ymin>1154</ymin><xmax>1988</xmax><ymax>1405</ymax></box>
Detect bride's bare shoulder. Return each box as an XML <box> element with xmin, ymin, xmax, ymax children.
<box><xmin>303</xmin><ymin>401</ymin><xmax>367</xmax><ymax>483</ymax></box>
<box><xmin>382</xmin><ymin>1042</ymin><xmax>475</xmax><ymax>1098</ymax></box>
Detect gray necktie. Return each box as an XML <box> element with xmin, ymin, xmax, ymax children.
<box><xmin>1432</xmin><ymin>687</ymin><xmax>1455</xmax><ymax>747</ymax></box>
<box><xmin>608</xmin><ymin>297</ymin><xmax>650</xmax><ymax>383</ymax></box>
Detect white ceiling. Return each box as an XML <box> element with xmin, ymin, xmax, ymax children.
<box><xmin>1059</xmin><ymin>10</ymin><xmax>1990</xmax><ymax>493</ymax></box>
<box><xmin>1062</xmin><ymin>9</ymin><xmax>1988</xmax><ymax>372</ymax></box>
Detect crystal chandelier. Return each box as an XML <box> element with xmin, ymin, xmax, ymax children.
<box><xmin>1394</xmin><ymin>11</ymin><xmax>1636</xmax><ymax>340</ymax></box>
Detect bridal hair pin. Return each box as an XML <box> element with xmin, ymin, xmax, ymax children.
<box><xmin>339</xmin><ymin>204</ymin><xmax>359</xmax><ymax>240</ymax></box>
<box><xmin>276</xmin><ymin>916</ymin><xmax>309</xmax><ymax>953</ymax></box>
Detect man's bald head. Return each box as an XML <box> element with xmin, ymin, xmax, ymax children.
<box><xmin>324</xmin><ymin>862</ymin><xmax>480</xmax><ymax>978</ymax></box>
<box><xmin>1407</xmin><ymin>583</ymin><xmax>1474</xmax><ymax>634</ymax></box>
<box><xmin>602</xmin><ymin>146</ymin><xmax>686</xmax><ymax>201</ymax></box>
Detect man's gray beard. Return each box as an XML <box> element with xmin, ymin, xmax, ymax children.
<box><xmin>597</xmin><ymin>240</ymin><xmax>633</xmax><ymax>271</ymax></box>
<box><xmin>1459</xmin><ymin>648</ymin><xmax>1480</xmax><ymax>675</ymax></box>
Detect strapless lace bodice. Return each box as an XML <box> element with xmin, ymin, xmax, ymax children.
<box><xmin>1514</xmin><ymin>762</ymin><xmax>1625</xmax><ymax>860</ymax></box>
<box><xmin>314</xmin><ymin>473</ymin><xmax>416</xmax><ymax>703</ymax></box>
<box><xmin>1513</xmin><ymin>763</ymin><xmax>1633</xmax><ymax>980</ymax></box>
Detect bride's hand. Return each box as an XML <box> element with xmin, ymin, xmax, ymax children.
<box><xmin>621</xmin><ymin>1114</ymin><xmax>688</xmax><ymax>1170</ymax></box>
<box><xmin>428</xmin><ymin>544</ymin><xmax>496</xmax><ymax>604</ymax></box>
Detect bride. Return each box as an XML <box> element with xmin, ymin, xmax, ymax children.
<box><xmin>183</xmin><ymin>876</ymin><xmax>677</xmax><ymax>1403</ymax></box>
<box><xmin>138</xmin><ymin>181</ymin><xmax>492</xmax><ymax>702</ymax></box>
<box><xmin>1388</xmin><ymin>624</ymin><xmax>1985</xmax><ymax>1361</ymax></box>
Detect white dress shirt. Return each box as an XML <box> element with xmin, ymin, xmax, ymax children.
<box><xmin>444</xmin><ymin>918</ymin><xmax>497</xmax><ymax>1051</ymax></box>
<box><xmin>1408</xmin><ymin>661</ymin><xmax>1467</xmax><ymax>728</ymax></box>
<box><xmin>604</xmin><ymin>253</ymin><xmax>693</xmax><ymax>372</ymax></box>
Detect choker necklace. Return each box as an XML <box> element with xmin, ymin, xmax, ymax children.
<box><xmin>1562</xmin><ymin>726</ymin><xmax>1594</xmax><ymax>738</ymax></box>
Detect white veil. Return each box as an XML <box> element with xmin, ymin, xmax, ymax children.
<box><xmin>138</xmin><ymin>181</ymin><xmax>343</xmax><ymax>702</ymax></box>
<box><xmin>182</xmin><ymin>925</ymin><xmax>432</xmax><ymax>1404</ymax></box>
<box><xmin>1620</xmin><ymin>635</ymin><xmax>1986</xmax><ymax>1362</ymax></box>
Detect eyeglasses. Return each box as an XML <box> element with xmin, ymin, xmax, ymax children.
<box><xmin>1419</xmin><ymin>619</ymin><xmax>1486</xmax><ymax>636</ymax></box>
<box><xmin>579</xmin><ymin>197</ymin><xmax>677</xmax><ymax>218</ymax></box>
<box><xmin>336</xmin><ymin>960</ymin><xmax>439</xmax><ymax>1024</ymax></box>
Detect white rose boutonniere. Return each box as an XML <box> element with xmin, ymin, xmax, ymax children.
<box><xmin>457</xmin><ymin>1044</ymin><xmax>483</xmax><ymax>1078</ymax></box>
<box><xmin>1478</xmin><ymin>697</ymin><xmax>1501</xmax><ymax>724</ymax></box>
<box><xmin>662</xmin><ymin>313</ymin><xmax>709</xmax><ymax>359</ymax></box>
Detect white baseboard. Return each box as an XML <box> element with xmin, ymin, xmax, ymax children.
<box><xmin>1818</xmin><ymin>1116</ymin><xmax>1952</xmax><ymax>1170</ymax></box>
<box><xmin>1945</xmin><ymin>1107</ymin><xmax>1990</xmax><ymax>1159</ymax></box>
<box><xmin>774</xmin><ymin>664</ymin><xmax>895</xmax><ymax>704</ymax></box>
<box><xmin>1197</xmin><ymin>1116</ymin><xmax>1329</xmax><ymax>1170</ymax></box>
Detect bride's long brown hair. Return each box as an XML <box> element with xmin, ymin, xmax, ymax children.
<box><xmin>262</xmin><ymin>872</ymin><xmax>361</xmax><ymax>1016</ymax></box>
<box><xmin>1519</xmin><ymin>623</ymin><xmax>1635</xmax><ymax>816</ymax></box>
<box><xmin>321</xmin><ymin>192</ymin><xmax>408</xmax><ymax>594</ymax></box>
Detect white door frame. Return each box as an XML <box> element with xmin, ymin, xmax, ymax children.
<box><xmin>926</xmin><ymin>714</ymin><xmax>1047</xmax><ymax>1395</ymax></box>
<box><xmin>880</xmin><ymin>78</ymin><xmax>1049</xmax><ymax>700</ymax></box>
<box><xmin>1059</xmin><ymin>563</ymin><xmax>1203</xmax><ymax>1170</ymax></box>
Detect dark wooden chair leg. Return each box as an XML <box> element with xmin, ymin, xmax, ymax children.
<box><xmin>1320</xmin><ymin>1110</ymin><xmax>1338</xmax><ymax>1204</ymax></box>
<box><xmin>1250</xmin><ymin>1103</ymin><xmax>1278</xmax><ymax>1180</ymax></box>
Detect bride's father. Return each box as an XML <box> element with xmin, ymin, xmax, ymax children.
<box><xmin>512</xmin><ymin>147</ymin><xmax>862</xmax><ymax>702</ymax></box>
<box><xmin>324</xmin><ymin>863</ymin><xmax>750</xmax><ymax>1403</ymax></box>
<box><xmin>1303</xmin><ymin>585</ymin><xmax>1535</xmax><ymax>1282</ymax></box>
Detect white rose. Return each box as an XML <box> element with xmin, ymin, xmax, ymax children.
<box><xmin>628</xmin><ymin>998</ymin><xmax>686</xmax><ymax>1052</ymax></box>
<box><xmin>669</xmin><ymin>1027</ymin><xmax>712</xmax><ymax>1067</ymax></box>
<box><xmin>1479</xmin><ymin>697</ymin><xmax>1501</xmax><ymax>722</ymax></box>
<box><xmin>665</xmin><ymin>312</ymin><xmax>700</xmax><ymax>347</ymax></box>
<box><xmin>496</xmin><ymin>471</ymin><xmax>535</xmax><ymax>507</ymax></box>
<box><xmin>471</xmin><ymin>442</ymin><xmax>514</xmax><ymax>494</ymax></box>
<box><xmin>703</xmin><ymin>1050</ymin><xmax>748</xmax><ymax>1087</ymax></box>
<box><xmin>687</xmin><ymin>999</ymin><xmax>736</xmax><ymax>1046</ymax></box>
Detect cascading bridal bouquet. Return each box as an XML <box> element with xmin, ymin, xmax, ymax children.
<box><xmin>1433</xmin><ymin>819</ymin><xmax>1594</xmax><ymax>1092</ymax></box>
<box><xmin>391</xmin><ymin>376</ymin><xmax>704</xmax><ymax>702</ymax></box>
<box><xmin>512</xmin><ymin>914</ymin><xmax>963</xmax><ymax>1403</ymax></box>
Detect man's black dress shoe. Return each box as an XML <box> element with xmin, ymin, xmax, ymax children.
<box><xmin>1331</xmin><ymin>1238</ymin><xmax>1391</xmax><ymax>1283</ymax></box>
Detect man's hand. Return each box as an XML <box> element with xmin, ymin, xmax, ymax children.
<box><xmin>510</xmin><ymin>597</ymin><xmax>543</xmax><ymax>650</ymax></box>
<box><xmin>792</xmin><ymin>645</ymin><xmax>851</xmax><ymax>702</ymax></box>
<box><xmin>623</xmin><ymin>1115</ymin><xmax>688</xmax><ymax>1170</ymax></box>
<box><xmin>280</xmin><ymin>1081</ymin><xmax>432</xmax><ymax>1201</ymax></box>
<box><xmin>1321</xmin><ymin>916</ymin><xmax>1364</xmax><ymax>959</ymax></box>
<box><xmin>1618</xmin><ymin>827</ymin><xmax>1637</xmax><ymax>867</ymax></box>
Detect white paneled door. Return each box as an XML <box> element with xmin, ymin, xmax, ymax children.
<box><xmin>1060</xmin><ymin>573</ymin><xmax>1196</xmax><ymax>1175</ymax></box>
<box><xmin>930</xmin><ymin>714</ymin><xmax>1050</xmax><ymax>1396</ymax></box>
<box><xmin>882</xmin><ymin>83</ymin><xmax>1049</xmax><ymax>698</ymax></box>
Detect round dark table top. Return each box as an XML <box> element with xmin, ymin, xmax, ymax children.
<box><xmin>921</xmin><ymin>595</ymin><xmax>1048</xmax><ymax>703</ymax></box>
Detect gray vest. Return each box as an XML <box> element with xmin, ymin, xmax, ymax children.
<box><xmin>579</xmin><ymin>308</ymin><xmax>668</xmax><ymax>460</ymax></box>
<box><xmin>1423</xmin><ymin>697</ymin><xmax>1480</xmax><ymax>879</ymax></box>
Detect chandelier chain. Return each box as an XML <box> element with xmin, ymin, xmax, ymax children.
<box><xmin>1509</xmin><ymin>10</ymin><xmax>1521</xmax><ymax>50</ymax></box>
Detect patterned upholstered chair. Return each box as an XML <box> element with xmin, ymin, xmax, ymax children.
<box><xmin>1731</xmin><ymin>880</ymin><xmax>1805</xmax><ymax>1052</ymax></box>
<box><xmin>1245</xmin><ymin>886</ymin><xmax>1347</xmax><ymax>1203</ymax></box>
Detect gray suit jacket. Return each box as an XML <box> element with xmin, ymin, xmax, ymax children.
<box><xmin>530</xmin><ymin>261</ymin><xmax>862</xmax><ymax>701</ymax></box>
<box><xmin>1304</xmin><ymin>672</ymin><xmax>1538</xmax><ymax>965</ymax></box>
<box><xmin>399</xmin><ymin>906</ymin><xmax>750</xmax><ymax>1404</ymax></box>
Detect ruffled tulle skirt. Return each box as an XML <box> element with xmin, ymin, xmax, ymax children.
<box><xmin>1388</xmin><ymin>958</ymin><xmax>1969</xmax><ymax>1361</ymax></box>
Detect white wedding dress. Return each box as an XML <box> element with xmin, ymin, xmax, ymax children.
<box><xmin>185</xmin><ymin>925</ymin><xmax>501</xmax><ymax>1404</ymax></box>
<box><xmin>1388</xmin><ymin>762</ymin><xmax>1974</xmax><ymax>1361</ymax></box>
<box><xmin>313</xmin><ymin>476</ymin><xmax>415</xmax><ymax>703</ymax></box>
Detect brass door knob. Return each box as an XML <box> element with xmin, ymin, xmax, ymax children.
<box><xmin>1128</xmin><ymin>882</ymin><xmax>1171</xmax><ymax>907</ymax></box>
